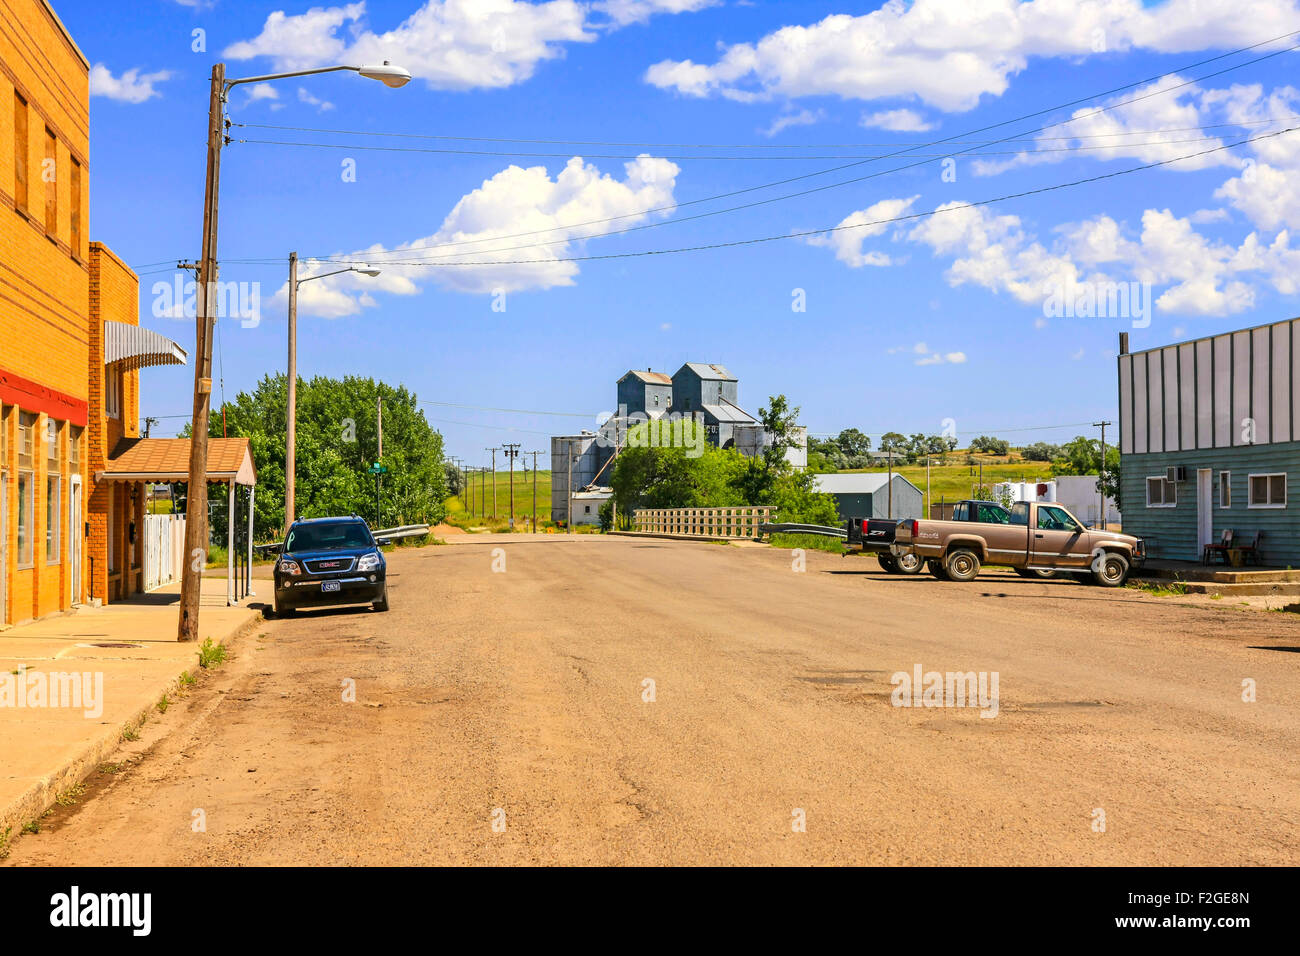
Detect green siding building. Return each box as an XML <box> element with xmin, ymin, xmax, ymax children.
<box><xmin>1118</xmin><ymin>318</ymin><xmax>1298</xmax><ymax>564</ymax></box>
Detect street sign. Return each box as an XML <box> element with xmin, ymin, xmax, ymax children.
<box><xmin>368</xmin><ymin>463</ymin><xmax>388</xmax><ymax>475</ymax></box>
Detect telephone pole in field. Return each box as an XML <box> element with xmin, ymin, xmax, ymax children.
<box><xmin>503</xmin><ymin>443</ymin><xmax>520</xmax><ymax>529</ymax></box>
<box><xmin>528</xmin><ymin>450</ymin><xmax>540</xmax><ymax>532</ymax></box>
<box><xmin>1093</xmin><ymin>420</ymin><xmax>1112</xmax><ymax>529</ymax></box>
<box><xmin>485</xmin><ymin>448</ymin><xmax>497</xmax><ymax>519</ymax></box>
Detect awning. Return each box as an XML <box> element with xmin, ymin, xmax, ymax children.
<box><xmin>96</xmin><ymin>437</ymin><xmax>257</xmax><ymax>486</ymax></box>
<box><xmin>104</xmin><ymin>320</ymin><xmax>188</xmax><ymax>371</ymax></box>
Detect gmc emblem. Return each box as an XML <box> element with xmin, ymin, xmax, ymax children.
<box><xmin>320</xmin><ymin>561</ymin><xmax>341</xmax><ymax>568</ymax></box>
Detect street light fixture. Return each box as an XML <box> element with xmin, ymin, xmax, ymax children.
<box><xmin>285</xmin><ymin>258</ymin><xmax>382</xmax><ymax>530</ymax></box>
<box><xmin>177</xmin><ymin>59</ymin><xmax>408</xmax><ymax>643</ymax></box>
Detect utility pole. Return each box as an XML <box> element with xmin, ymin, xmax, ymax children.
<box><xmin>178</xmin><ymin>62</ymin><xmax>225</xmax><ymax>643</ymax></box>
<box><xmin>567</xmin><ymin>440</ymin><xmax>574</xmax><ymax>533</ymax></box>
<box><xmin>143</xmin><ymin>416</ymin><xmax>158</xmax><ymax>438</ymax></box>
<box><xmin>448</xmin><ymin>456</ymin><xmax>462</xmax><ymax>511</ymax></box>
<box><xmin>887</xmin><ymin>445</ymin><xmax>893</xmax><ymax>519</ymax></box>
<box><xmin>285</xmin><ymin>250</ymin><xmax>298</xmax><ymax>530</ymax></box>
<box><xmin>375</xmin><ymin>393</ymin><xmax>383</xmax><ymax>528</ymax></box>
<box><xmin>926</xmin><ymin>455</ymin><xmax>931</xmax><ymax>520</ymax></box>
<box><xmin>528</xmin><ymin>451</ymin><xmax>540</xmax><ymax>533</ymax></box>
<box><xmin>503</xmin><ymin>443</ymin><xmax>520</xmax><ymax>529</ymax></box>
<box><xmin>485</xmin><ymin>448</ymin><xmax>497</xmax><ymax>520</ymax></box>
<box><xmin>1093</xmin><ymin>420</ymin><xmax>1112</xmax><ymax>530</ymax></box>
<box><xmin>479</xmin><ymin>464</ymin><xmax>485</xmax><ymax>518</ymax></box>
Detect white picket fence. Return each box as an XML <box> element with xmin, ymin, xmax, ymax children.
<box><xmin>143</xmin><ymin>513</ymin><xmax>186</xmax><ymax>592</ymax></box>
<box><xmin>632</xmin><ymin>506</ymin><xmax>772</xmax><ymax>539</ymax></box>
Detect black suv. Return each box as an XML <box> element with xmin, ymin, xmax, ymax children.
<box><xmin>273</xmin><ymin>516</ymin><xmax>389</xmax><ymax>617</ymax></box>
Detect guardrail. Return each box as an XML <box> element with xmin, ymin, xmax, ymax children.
<box><xmin>759</xmin><ymin>522</ymin><xmax>847</xmax><ymax>539</ymax></box>
<box><xmin>632</xmin><ymin>507</ymin><xmax>772</xmax><ymax>539</ymax></box>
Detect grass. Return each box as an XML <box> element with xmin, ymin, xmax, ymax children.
<box><xmin>445</xmin><ymin>469</ymin><xmax>559</xmax><ymax>532</ymax></box>
<box><xmin>0</xmin><ymin>827</ymin><xmax>10</xmax><ymax>859</ymax></box>
<box><xmin>99</xmin><ymin>762</ymin><xmax>124</xmax><ymax>775</ymax></box>
<box><xmin>21</xmin><ymin>820</ymin><xmax>39</xmax><ymax>835</ymax></box>
<box><xmin>178</xmin><ymin>670</ymin><xmax>197</xmax><ymax>689</ymax></box>
<box><xmin>198</xmin><ymin>638</ymin><xmax>227</xmax><ymax>669</ymax></box>
<box><xmin>54</xmin><ymin>784</ymin><xmax>86</xmax><ymax>807</ymax></box>
<box><xmin>121</xmin><ymin>725</ymin><xmax>140</xmax><ymax>742</ymax></box>
<box><xmin>1127</xmin><ymin>578</ymin><xmax>1190</xmax><ymax>597</ymax></box>
<box><xmin>156</xmin><ymin>694</ymin><xmax>170</xmax><ymax>714</ymax></box>
<box><xmin>769</xmin><ymin>532</ymin><xmax>847</xmax><ymax>554</ymax></box>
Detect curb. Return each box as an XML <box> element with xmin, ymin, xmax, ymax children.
<box><xmin>0</xmin><ymin>610</ymin><xmax>264</xmax><ymax>848</ymax></box>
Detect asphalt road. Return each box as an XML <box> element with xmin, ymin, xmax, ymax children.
<box><xmin>8</xmin><ymin>536</ymin><xmax>1299</xmax><ymax>865</ymax></box>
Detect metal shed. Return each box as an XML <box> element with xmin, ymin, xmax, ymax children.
<box><xmin>812</xmin><ymin>472</ymin><xmax>924</xmax><ymax>522</ymax></box>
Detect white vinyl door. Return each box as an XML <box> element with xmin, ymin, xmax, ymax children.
<box><xmin>1197</xmin><ymin>468</ymin><xmax>1213</xmax><ymax>553</ymax></box>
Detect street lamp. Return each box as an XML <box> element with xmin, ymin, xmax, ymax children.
<box><xmin>285</xmin><ymin>258</ymin><xmax>382</xmax><ymax>530</ymax></box>
<box><xmin>177</xmin><ymin>59</ymin><xmax>408</xmax><ymax>643</ymax></box>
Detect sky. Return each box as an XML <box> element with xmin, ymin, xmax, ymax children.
<box><xmin>54</xmin><ymin>0</ymin><xmax>1300</xmax><ymax>468</ymax></box>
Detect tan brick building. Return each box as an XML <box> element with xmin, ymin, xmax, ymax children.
<box><xmin>0</xmin><ymin>0</ymin><xmax>92</xmax><ymax>625</ymax></box>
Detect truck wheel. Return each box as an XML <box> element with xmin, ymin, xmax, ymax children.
<box><xmin>944</xmin><ymin>548</ymin><xmax>982</xmax><ymax>582</ymax></box>
<box><xmin>895</xmin><ymin>552</ymin><xmax>925</xmax><ymax>575</ymax></box>
<box><xmin>1091</xmin><ymin>552</ymin><xmax>1130</xmax><ymax>588</ymax></box>
<box><xmin>928</xmin><ymin>560</ymin><xmax>949</xmax><ymax>580</ymax></box>
<box><xmin>877</xmin><ymin>554</ymin><xmax>899</xmax><ymax>574</ymax></box>
<box><xmin>1015</xmin><ymin>568</ymin><xmax>1057</xmax><ymax>580</ymax></box>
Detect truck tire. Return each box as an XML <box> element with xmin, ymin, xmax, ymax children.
<box><xmin>895</xmin><ymin>551</ymin><xmax>925</xmax><ymax>575</ymax></box>
<box><xmin>1091</xmin><ymin>552</ymin><xmax>1130</xmax><ymax>588</ymax></box>
<box><xmin>928</xmin><ymin>559</ymin><xmax>949</xmax><ymax>580</ymax></box>
<box><xmin>877</xmin><ymin>554</ymin><xmax>899</xmax><ymax>573</ymax></box>
<box><xmin>1015</xmin><ymin>568</ymin><xmax>1057</xmax><ymax>580</ymax></box>
<box><xmin>943</xmin><ymin>548</ymin><xmax>982</xmax><ymax>582</ymax></box>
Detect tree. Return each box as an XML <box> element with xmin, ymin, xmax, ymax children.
<box><xmin>444</xmin><ymin>461</ymin><xmax>463</xmax><ymax>497</ymax></box>
<box><xmin>970</xmin><ymin>435</ymin><xmax>1009</xmax><ymax>456</ymax></box>
<box><xmin>834</xmin><ymin>427</ymin><xmax>871</xmax><ymax>458</ymax></box>
<box><xmin>1022</xmin><ymin>441</ymin><xmax>1061</xmax><ymax>462</ymax></box>
<box><xmin>205</xmin><ymin>373</ymin><xmax>446</xmax><ymax>542</ymax></box>
<box><xmin>879</xmin><ymin>432</ymin><xmax>907</xmax><ymax>456</ymax></box>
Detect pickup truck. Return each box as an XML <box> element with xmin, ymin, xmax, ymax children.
<box><xmin>843</xmin><ymin>499</ymin><xmax>998</xmax><ymax>574</ymax></box>
<box><xmin>843</xmin><ymin>516</ymin><xmax>923</xmax><ymax>573</ymax></box>
<box><xmin>891</xmin><ymin>500</ymin><xmax>1144</xmax><ymax>586</ymax></box>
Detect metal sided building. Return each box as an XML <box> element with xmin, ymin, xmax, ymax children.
<box><xmin>1118</xmin><ymin>319</ymin><xmax>1300</xmax><ymax>563</ymax></box>
<box><xmin>812</xmin><ymin>472</ymin><xmax>924</xmax><ymax>522</ymax></box>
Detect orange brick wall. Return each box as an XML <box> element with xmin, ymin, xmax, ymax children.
<box><xmin>87</xmin><ymin>242</ymin><xmax>140</xmax><ymax>604</ymax></box>
<box><xmin>0</xmin><ymin>0</ymin><xmax>90</xmax><ymax>624</ymax></box>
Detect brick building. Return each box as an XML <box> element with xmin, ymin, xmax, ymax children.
<box><xmin>0</xmin><ymin>0</ymin><xmax>92</xmax><ymax>625</ymax></box>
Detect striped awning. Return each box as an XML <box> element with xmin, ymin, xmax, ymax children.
<box><xmin>104</xmin><ymin>320</ymin><xmax>188</xmax><ymax>371</ymax></box>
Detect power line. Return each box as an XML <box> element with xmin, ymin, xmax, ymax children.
<box><xmin>420</xmin><ymin>399</ymin><xmax>591</xmax><ymax>418</ymax></box>
<box><xmin>293</xmin><ymin>124</ymin><xmax>1299</xmax><ymax>269</ymax></box>
<box><xmin>230</xmin><ymin>112</ymin><xmax>1300</xmax><ymax>149</ymax></box>
<box><xmin>200</xmin><ymin>29</ymin><xmax>1300</xmax><ymax>275</ymax></box>
<box><xmin>233</xmin><ymin>131</ymin><xmax>1248</xmax><ymax>162</ymax></box>
<box><xmin>226</xmin><ymin>29</ymin><xmax>1300</xmax><ymax>267</ymax></box>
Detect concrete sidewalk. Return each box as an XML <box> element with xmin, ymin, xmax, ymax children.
<box><xmin>0</xmin><ymin>578</ymin><xmax>263</xmax><ymax>845</ymax></box>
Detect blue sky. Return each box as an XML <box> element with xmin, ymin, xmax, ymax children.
<box><xmin>58</xmin><ymin>0</ymin><xmax>1300</xmax><ymax>467</ymax></box>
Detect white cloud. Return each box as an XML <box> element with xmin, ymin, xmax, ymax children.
<box><xmin>799</xmin><ymin>196</ymin><xmax>919</xmax><ymax>268</ymax></box>
<box><xmin>860</xmin><ymin>108</ymin><xmax>934</xmax><ymax>132</ymax></box>
<box><xmin>227</xmin><ymin>0</ymin><xmax>712</xmax><ymax>90</ymax></box>
<box><xmin>886</xmin><ymin>200</ymin><xmax>1300</xmax><ymax>318</ymax></box>
<box><xmin>279</xmin><ymin>154</ymin><xmax>680</xmax><ymax>313</ymax></box>
<box><xmin>913</xmin><ymin>343</ymin><xmax>966</xmax><ymax>365</ymax></box>
<box><xmin>763</xmin><ymin>108</ymin><xmax>823</xmax><ymax>137</ymax></box>
<box><xmin>972</xmin><ymin>74</ymin><xmax>1234</xmax><ymax>177</ymax></box>
<box><xmin>594</xmin><ymin>0</ymin><xmax>719</xmax><ymax>27</ymax></box>
<box><xmin>645</xmin><ymin>1</ymin><xmax>1300</xmax><ymax>112</ymax></box>
<box><xmin>298</xmin><ymin>87</ymin><xmax>336</xmax><ymax>112</ymax></box>
<box><xmin>88</xmin><ymin>64</ymin><xmax>172</xmax><ymax>103</ymax></box>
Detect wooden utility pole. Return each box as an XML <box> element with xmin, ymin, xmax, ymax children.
<box><xmin>178</xmin><ymin>62</ymin><xmax>225</xmax><ymax>643</ymax></box>
<box><xmin>503</xmin><ymin>443</ymin><xmax>519</xmax><ymax>529</ymax></box>
<box><xmin>485</xmin><ymin>448</ymin><xmax>497</xmax><ymax>519</ymax></box>
<box><xmin>528</xmin><ymin>451</ymin><xmax>540</xmax><ymax>532</ymax></box>
<box><xmin>887</xmin><ymin>446</ymin><xmax>893</xmax><ymax>519</ymax></box>
<box><xmin>285</xmin><ymin>250</ymin><xmax>298</xmax><ymax>530</ymax></box>
<box><xmin>1093</xmin><ymin>420</ymin><xmax>1112</xmax><ymax>529</ymax></box>
<box><xmin>375</xmin><ymin>393</ymin><xmax>383</xmax><ymax>527</ymax></box>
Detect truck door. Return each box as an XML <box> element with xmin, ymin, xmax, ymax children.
<box><xmin>1031</xmin><ymin>505</ymin><xmax>1089</xmax><ymax>568</ymax></box>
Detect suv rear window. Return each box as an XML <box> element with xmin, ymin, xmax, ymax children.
<box><xmin>286</xmin><ymin>521</ymin><xmax>373</xmax><ymax>553</ymax></box>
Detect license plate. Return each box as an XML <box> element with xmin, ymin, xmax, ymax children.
<box><xmin>321</xmin><ymin>581</ymin><xmax>341</xmax><ymax>593</ymax></box>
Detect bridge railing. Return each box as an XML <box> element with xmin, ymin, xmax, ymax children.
<box><xmin>631</xmin><ymin>507</ymin><xmax>772</xmax><ymax>539</ymax></box>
